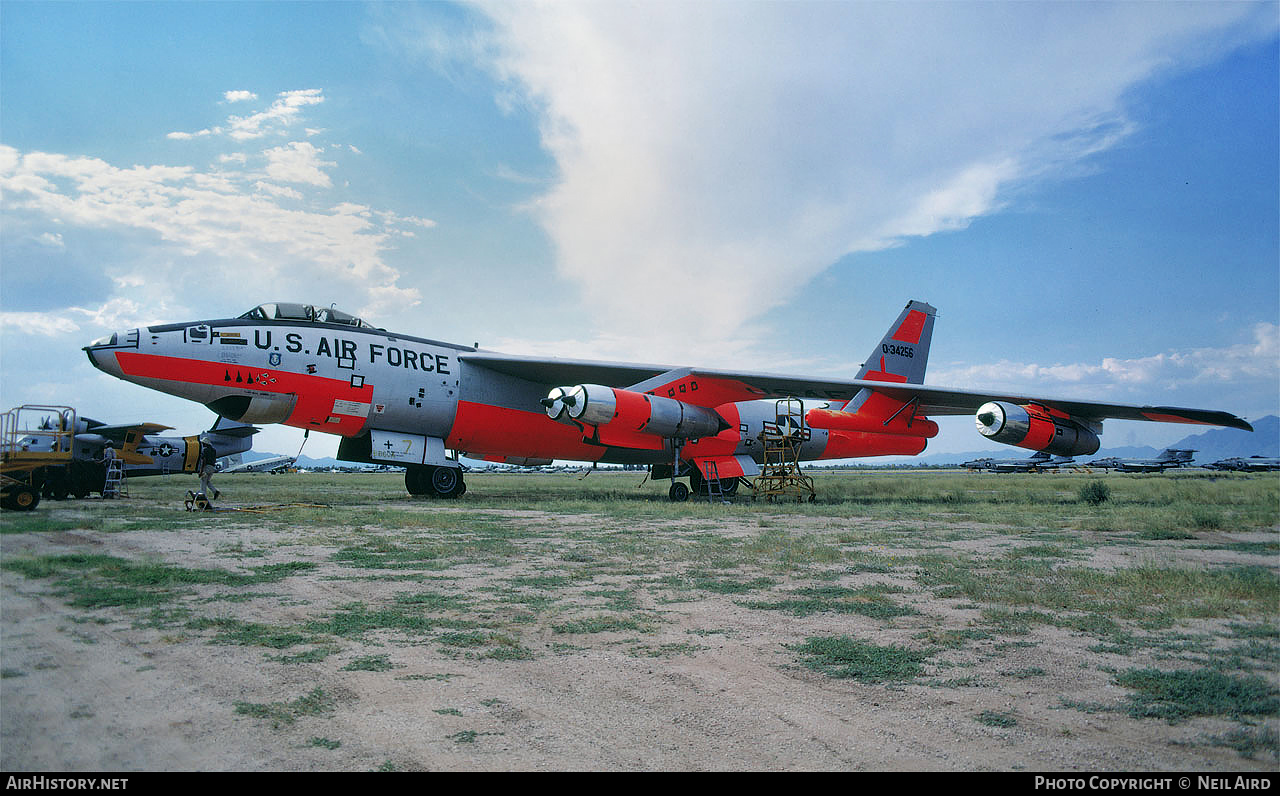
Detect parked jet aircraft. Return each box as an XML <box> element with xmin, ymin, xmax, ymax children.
<box><xmin>19</xmin><ymin>414</ymin><xmax>257</xmax><ymax>498</ymax></box>
<box><xmin>84</xmin><ymin>300</ymin><xmax>1253</xmax><ymax>501</ymax></box>
<box><xmin>1205</xmin><ymin>456</ymin><xmax>1280</xmax><ymax>472</ymax></box>
<box><xmin>218</xmin><ymin>454</ymin><xmax>296</xmax><ymax>474</ymax></box>
<box><xmin>1087</xmin><ymin>448</ymin><xmax>1196</xmax><ymax>473</ymax></box>
<box><xmin>962</xmin><ymin>451</ymin><xmax>1074</xmax><ymax>472</ymax></box>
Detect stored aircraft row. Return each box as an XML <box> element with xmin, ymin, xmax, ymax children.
<box><xmin>84</xmin><ymin>300</ymin><xmax>1253</xmax><ymax>500</ymax></box>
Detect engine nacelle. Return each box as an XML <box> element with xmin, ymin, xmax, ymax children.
<box><xmin>207</xmin><ymin>393</ymin><xmax>298</xmax><ymax>425</ymax></box>
<box><xmin>975</xmin><ymin>401</ymin><xmax>1099</xmax><ymax>456</ymax></box>
<box><xmin>806</xmin><ymin>407</ymin><xmax>939</xmax><ymax>438</ymax></box>
<box><xmin>543</xmin><ymin>384</ymin><xmax>727</xmax><ymax>440</ymax></box>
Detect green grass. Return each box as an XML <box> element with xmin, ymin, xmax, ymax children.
<box><xmin>975</xmin><ymin>710</ymin><xmax>1018</xmax><ymax>727</ymax></box>
<box><xmin>341</xmin><ymin>654</ymin><xmax>396</xmax><ymax>672</ymax></box>
<box><xmin>790</xmin><ymin>636</ymin><xmax>930</xmax><ymax>682</ymax></box>
<box><xmin>551</xmin><ymin>615</ymin><xmax>645</xmax><ymax>634</ymax></box>
<box><xmin>1</xmin><ymin>554</ymin><xmax>317</xmax><ymax>608</ymax></box>
<box><xmin>742</xmin><ymin>584</ymin><xmax>918</xmax><ymax>619</ymax></box>
<box><xmin>234</xmin><ymin>687</ymin><xmax>334</xmax><ymax>729</ymax></box>
<box><xmin>1115</xmin><ymin>668</ymin><xmax>1280</xmax><ymax>724</ymax></box>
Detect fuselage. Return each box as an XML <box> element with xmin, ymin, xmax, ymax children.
<box><xmin>84</xmin><ymin>311</ymin><xmax>926</xmax><ymax>469</ymax></box>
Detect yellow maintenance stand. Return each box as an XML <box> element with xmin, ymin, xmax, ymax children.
<box><xmin>1</xmin><ymin>405</ymin><xmax>77</xmax><ymax>511</ymax></box>
<box><xmin>751</xmin><ymin>398</ymin><xmax>816</xmax><ymax>503</ymax></box>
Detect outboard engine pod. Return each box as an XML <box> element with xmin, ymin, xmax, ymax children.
<box><xmin>976</xmin><ymin>401</ymin><xmax>1099</xmax><ymax>456</ymax></box>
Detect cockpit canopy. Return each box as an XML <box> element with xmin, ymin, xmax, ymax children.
<box><xmin>238</xmin><ymin>303</ymin><xmax>378</xmax><ymax>329</ymax></box>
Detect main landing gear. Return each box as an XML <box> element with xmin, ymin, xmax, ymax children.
<box><xmin>405</xmin><ymin>464</ymin><xmax>466</xmax><ymax>499</ymax></box>
<box><xmin>666</xmin><ymin>467</ymin><xmax>741</xmax><ymax>502</ymax></box>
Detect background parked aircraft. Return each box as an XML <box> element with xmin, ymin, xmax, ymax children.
<box><xmin>19</xmin><ymin>414</ymin><xmax>257</xmax><ymax>498</ymax></box>
<box><xmin>217</xmin><ymin>453</ymin><xmax>296</xmax><ymax>474</ymax></box>
<box><xmin>1086</xmin><ymin>448</ymin><xmax>1196</xmax><ymax>473</ymax></box>
<box><xmin>961</xmin><ymin>451</ymin><xmax>1075</xmax><ymax>472</ymax></box>
<box><xmin>1205</xmin><ymin>456</ymin><xmax>1280</xmax><ymax>472</ymax></box>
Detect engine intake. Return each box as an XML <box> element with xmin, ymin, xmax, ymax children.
<box><xmin>543</xmin><ymin>384</ymin><xmax>727</xmax><ymax>440</ymax></box>
<box><xmin>975</xmin><ymin>401</ymin><xmax>1099</xmax><ymax>456</ymax></box>
<box><xmin>208</xmin><ymin>393</ymin><xmax>297</xmax><ymax>425</ymax></box>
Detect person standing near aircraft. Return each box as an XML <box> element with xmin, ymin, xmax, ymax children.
<box><xmin>196</xmin><ymin>437</ymin><xmax>220</xmax><ymax>499</ymax></box>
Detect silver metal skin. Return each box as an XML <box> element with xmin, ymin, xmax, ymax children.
<box><xmin>565</xmin><ymin>384</ymin><xmax>615</xmax><ymax>425</ymax></box>
<box><xmin>541</xmin><ymin>386</ymin><xmax>568</xmax><ymax>419</ymax></box>
<box><xmin>976</xmin><ymin>401</ymin><xmax>1028</xmax><ymax>441</ymax></box>
<box><xmin>642</xmin><ymin>392</ymin><xmax>723</xmax><ymax>439</ymax></box>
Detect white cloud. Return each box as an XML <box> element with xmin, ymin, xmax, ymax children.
<box><xmin>932</xmin><ymin>323</ymin><xmax>1280</xmax><ymax>397</ymax></box>
<box><xmin>168</xmin><ymin>89</ymin><xmax>325</xmax><ymax>143</ymax></box>
<box><xmin>473</xmin><ymin>2</ymin><xmax>1277</xmax><ymax>353</ymax></box>
<box><xmin>264</xmin><ymin>141</ymin><xmax>335</xmax><ymax>187</ymax></box>
<box><xmin>0</xmin><ymin>131</ymin><xmax>424</xmax><ymax>324</ymax></box>
<box><xmin>0</xmin><ymin>311</ymin><xmax>80</xmax><ymax>336</ymax></box>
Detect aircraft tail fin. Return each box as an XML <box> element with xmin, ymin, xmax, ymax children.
<box><xmin>208</xmin><ymin>416</ymin><xmax>260</xmax><ymax>438</ymax></box>
<box><xmin>853</xmin><ymin>300</ymin><xmax>937</xmax><ymax>385</ymax></box>
<box><xmin>842</xmin><ymin>300</ymin><xmax>937</xmax><ymax>416</ymax></box>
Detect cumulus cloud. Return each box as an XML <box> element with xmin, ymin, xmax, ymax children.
<box><xmin>931</xmin><ymin>322</ymin><xmax>1280</xmax><ymax>396</ymax></box>
<box><xmin>0</xmin><ymin>311</ymin><xmax>81</xmax><ymax>336</ymax></box>
<box><xmin>472</xmin><ymin>2</ymin><xmax>1276</xmax><ymax>352</ymax></box>
<box><xmin>264</xmin><ymin>141</ymin><xmax>335</xmax><ymax>187</ymax></box>
<box><xmin>167</xmin><ymin>89</ymin><xmax>325</xmax><ymax>142</ymax></box>
<box><xmin>0</xmin><ymin>108</ymin><xmax>428</xmax><ymax>325</ymax></box>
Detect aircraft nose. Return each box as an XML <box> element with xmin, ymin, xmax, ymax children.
<box><xmin>83</xmin><ymin>329</ymin><xmax>135</xmax><ymax>377</ymax></box>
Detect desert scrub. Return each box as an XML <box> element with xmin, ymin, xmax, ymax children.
<box><xmin>1079</xmin><ymin>480</ymin><xmax>1111</xmax><ymax>506</ymax></box>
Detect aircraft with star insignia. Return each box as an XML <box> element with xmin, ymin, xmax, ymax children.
<box><xmin>84</xmin><ymin>300</ymin><xmax>1253</xmax><ymax>501</ymax></box>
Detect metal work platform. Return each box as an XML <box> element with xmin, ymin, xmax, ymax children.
<box><xmin>1</xmin><ymin>405</ymin><xmax>77</xmax><ymax>511</ymax></box>
<box><xmin>751</xmin><ymin>398</ymin><xmax>816</xmax><ymax>503</ymax></box>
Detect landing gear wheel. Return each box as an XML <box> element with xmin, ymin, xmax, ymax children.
<box><xmin>429</xmin><ymin>466</ymin><xmax>465</xmax><ymax>499</ymax></box>
<box><xmin>668</xmin><ymin>482</ymin><xmax>689</xmax><ymax>502</ymax></box>
<box><xmin>405</xmin><ymin>466</ymin><xmax>429</xmax><ymax>496</ymax></box>
<box><xmin>688</xmin><ymin>468</ymin><xmax>704</xmax><ymax>494</ymax></box>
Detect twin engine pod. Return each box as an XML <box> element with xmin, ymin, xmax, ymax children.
<box><xmin>543</xmin><ymin>384</ymin><xmax>728</xmax><ymax>440</ymax></box>
<box><xmin>975</xmin><ymin>401</ymin><xmax>1100</xmax><ymax>456</ymax></box>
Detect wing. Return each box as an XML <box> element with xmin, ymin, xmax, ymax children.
<box><xmin>79</xmin><ymin>422</ymin><xmax>175</xmax><ymax>441</ymax></box>
<box><xmin>460</xmin><ymin>353</ymin><xmax>1253</xmax><ymax>431</ymax></box>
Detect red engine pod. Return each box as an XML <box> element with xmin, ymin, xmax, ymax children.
<box><xmin>975</xmin><ymin>401</ymin><xmax>1099</xmax><ymax>456</ymax></box>
<box><xmin>557</xmin><ymin>384</ymin><xmax>726</xmax><ymax>440</ymax></box>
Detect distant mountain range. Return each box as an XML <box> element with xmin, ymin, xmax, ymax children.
<box><xmin>239</xmin><ymin>415</ymin><xmax>1278</xmax><ymax>469</ymax></box>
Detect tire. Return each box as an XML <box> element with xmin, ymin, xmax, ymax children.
<box><xmin>668</xmin><ymin>482</ymin><xmax>689</xmax><ymax>502</ymax></box>
<box><xmin>4</xmin><ymin>486</ymin><xmax>40</xmax><ymax>511</ymax></box>
<box><xmin>429</xmin><ymin>466</ymin><xmax>465</xmax><ymax>499</ymax></box>
<box><xmin>405</xmin><ymin>466</ymin><xmax>429</xmax><ymax>496</ymax></box>
<box><xmin>688</xmin><ymin>468</ymin><xmax>704</xmax><ymax>494</ymax></box>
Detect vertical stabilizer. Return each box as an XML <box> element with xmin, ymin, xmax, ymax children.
<box><xmin>854</xmin><ymin>300</ymin><xmax>936</xmax><ymax>384</ymax></box>
<box><xmin>843</xmin><ymin>300</ymin><xmax>937</xmax><ymax>416</ymax></box>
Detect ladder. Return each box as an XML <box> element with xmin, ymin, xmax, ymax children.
<box><xmin>751</xmin><ymin>398</ymin><xmax>816</xmax><ymax>503</ymax></box>
<box><xmin>103</xmin><ymin>457</ymin><xmax>127</xmax><ymax>498</ymax></box>
<box><xmin>702</xmin><ymin>459</ymin><xmax>729</xmax><ymax>504</ymax></box>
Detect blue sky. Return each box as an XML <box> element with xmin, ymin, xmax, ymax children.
<box><xmin>2</xmin><ymin>1</ymin><xmax>1277</xmax><ymax>461</ymax></box>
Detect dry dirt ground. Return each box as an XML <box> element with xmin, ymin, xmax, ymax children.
<box><xmin>1</xmin><ymin>474</ymin><xmax>1276</xmax><ymax>771</ymax></box>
